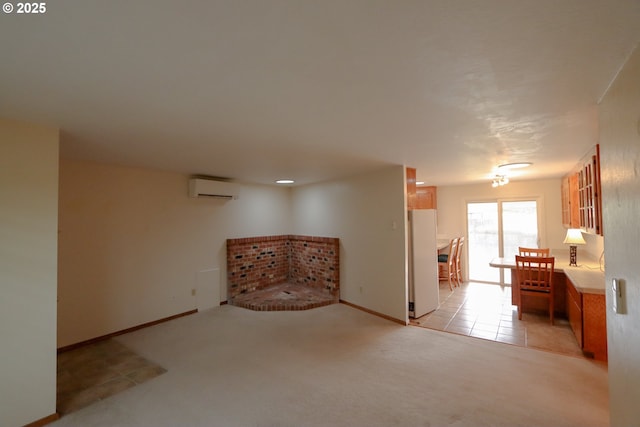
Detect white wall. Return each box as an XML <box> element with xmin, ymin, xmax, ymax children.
<box><xmin>599</xmin><ymin>44</ymin><xmax>640</xmax><ymax>426</ymax></box>
<box><xmin>57</xmin><ymin>158</ymin><xmax>292</xmax><ymax>347</ymax></box>
<box><xmin>0</xmin><ymin>119</ymin><xmax>59</xmax><ymax>427</ymax></box>
<box><xmin>291</xmin><ymin>166</ymin><xmax>408</xmax><ymax>323</ymax></box>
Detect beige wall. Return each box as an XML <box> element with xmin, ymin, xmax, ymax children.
<box><xmin>437</xmin><ymin>178</ymin><xmax>604</xmax><ymax>281</ymax></box>
<box><xmin>599</xmin><ymin>44</ymin><xmax>640</xmax><ymax>426</ymax></box>
<box><xmin>0</xmin><ymin>119</ymin><xmax>59</xmax><ymax>427</ymax></box>
<box><xmin>58</xmin><ymin>161</ymin><xmax>410</xmax><ymax>345</ymax></box>
<box><xmin>57</xmin><ymin>159</ymin><xmax>292</xmax><ymax>347</ymax></box>
<box><xmin>291</xmin><ymin>166</ymin><xmax>408</xmax><ymax>323</ymax></box>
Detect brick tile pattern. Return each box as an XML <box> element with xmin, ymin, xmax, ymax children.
<box><xmin>288</xmin><ymin>235</ymin><xmax>339</xmax><ymax>293</ymax></box>
<box><xmin>227</xmin><ymin>235</ymin><xmax>339</xmax><ymax>311</ymax></box>
<box><xmin>231</xmin><ymin>282</ymin><xmax>336</xmax><ymax>311</ymax></box>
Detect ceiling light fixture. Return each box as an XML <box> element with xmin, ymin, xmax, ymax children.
<box><xmin>276</xmin><ymin>179</ymin><xmax>294</xmax><ymax>184</ymax></box>
<box><xmin>416</xmin><ymin>181</ymin><xmax>425</xmax><ymax>185</ymax></box>
<box><xmin>498</xmin><ymin>162</ymin><xmax>532</xmax><ymax>170</ymax></box>
<box><xmin>491</xmin><ymin>175</ymin><xmax>509</xmax><ymax>188</ymax></box>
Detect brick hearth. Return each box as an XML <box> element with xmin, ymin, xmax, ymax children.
<box><xmin>226</xmin><ymin>235</ymin><xmax>339</xmax><ymax>311</ymax></box>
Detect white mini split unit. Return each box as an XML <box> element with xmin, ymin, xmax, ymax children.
<box><xmin>188</xmin><ymin>178</ymin><xmax>239</xmax><ymax>200</ymax></box>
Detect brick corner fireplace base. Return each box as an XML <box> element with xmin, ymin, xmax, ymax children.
<box><xmin>226</xmin><ymin>235</ymin><xmax>340</xmax><ymax>311</ymax></box>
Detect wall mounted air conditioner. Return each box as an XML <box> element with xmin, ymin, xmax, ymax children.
<box><xmin>188</xmin><ymin>178</ymin><xmax>239</xmax><ymax>200</ymax></box>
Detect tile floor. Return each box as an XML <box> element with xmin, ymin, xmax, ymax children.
<box><xmin>57</xmin><ymin>339</ymin><xmax>167</xmax><ymax>415</ymax></box>
<box><xmin>410</xmin><ymin>280</ymin><xmax>586</xmax><ymax>358</ymax></box>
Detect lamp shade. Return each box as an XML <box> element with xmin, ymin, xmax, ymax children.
<box><xmin>563</xmin><ymin>228</ymin><xmax>586</xmax><ymax>245</ymax></box>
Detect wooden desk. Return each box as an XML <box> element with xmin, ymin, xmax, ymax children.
<box><xmin>491</xmin><ymin>260</ymin><xmax>568</xmax><ymax>316</ymax></box>
<box><xmin>491</xmin><ymin>255</ymin><xmax>564</xmax><ymax>312</ymax></box>
<box><xmin>490</xmin><ymin>253</ymin><xmax>607</xmax><ymax>361</ymax></box>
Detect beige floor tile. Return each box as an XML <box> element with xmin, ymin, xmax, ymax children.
<box><xmin>94</xmin><ymin>377</ymin><xmax>137</xmax><ymax>399</ymax></box>
<box><xmin>469</xmin><ymin>329</ymin><xmax>498</xmax><ymax>340</ymax></box>
<box><xmin>498</xmin><ymin>324</ymin><xmax>526</xmax><ymax>336</ymax></box>
<box><xmin>475</xmin><ymin>314</ymin><xmax>502</xmax><ymax>324</ymax></box>
<box><xmin>453</xmin><ymin>310</ymin><xmax>477</xmax><ymax>319</ymax></box>
<box><xmin>448</xmin><ymin>317</ymin><xmax>476</xmax><ymax>328</ymax></box>
<box><xmin>473</xmin><ymin>321</ymin><xmax>500</xmax><ymax>331</ymax></box>
<box><xmin>496</xmin><ymin>333</ymin><xmax>526</xmax><ymax>346</ymax></box>
<box><xmin>436</xmin><ymin>305</ymin><xmax>459</xmax><ymax>314</ymax></box>
<box><xmin>428</xmin><ymin>314</ymin><xmax>454</xmax><ymax>325</ymax></box>
<box><xmin>57</xmin><ymin>339</ymin><xmax>167</xmax><ymax>416</ymax></box>
<box><xmin>445</xmin><ymin>324</ymin><xmax>472</xmax><ymax>335</ymax></box>
<box><xmin>413</xmin><ymin>281</ymin><xmax>587</xmax><ymax>360</ymax></box>
<box><xmin>127</xmin><ymin>365</ymin><xmax>167</xmax><ymax>383</ymax></box>
<box><xmin>57</xmin><ymin>387</ymin><xmax>102</xmax><ymax>415</ymax></box>
<box><xmin>421</xmin><ymin>316</ymin><xmax>451</xmax><ymax>329</ymax></box>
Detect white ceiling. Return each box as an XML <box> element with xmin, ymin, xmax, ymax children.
<box><xmin>1</xmin><ymin>1</ymin><xmax>639</xmax><ymax>186</ymax></box>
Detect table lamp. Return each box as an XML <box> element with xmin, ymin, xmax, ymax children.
<box><xmin>563</xmin><ymin>228</ymin><xmax>586</xmax><ymax>266</ymax></box>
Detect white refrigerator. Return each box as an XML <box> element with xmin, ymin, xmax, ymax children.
<box><xmin>408</xmin><ymin>209</ymin><xmax>439</xmax><ymax>318</ymax></box>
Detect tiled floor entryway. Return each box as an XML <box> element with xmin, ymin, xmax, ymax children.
<box><xmin>57</xmin><ymin>339</ymin><xmax>166</xmax><ymax>415</ymax></box>
<box><xmin>410</xmin><ymin>281</ymin><xmax>585</xmax><ymax>358</ymax></box>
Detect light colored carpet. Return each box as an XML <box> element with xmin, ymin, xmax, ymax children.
<box><xmin>50</xmin><ymin>304</ymin><xmax>609</xmax><ymax>427</ymax></box>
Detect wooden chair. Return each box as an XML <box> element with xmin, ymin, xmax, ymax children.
<box><xmin>514</xmin><ymin>255</ymin><xmax>555</xmax><ymax>324</ymax></box>
<box><xmin>518</xmin><ymin>247</ymin><xmax>550</xmax><ymax>257</ymax></box>
<box><xmin>438</xmin><ymin>237</ymin><xmax>459</xmax><ymax>290</ymax></box>
<box><xmin>454</xmin><ymin>237</ymin><xmax>464</xmax><ymax>287</ymax></box>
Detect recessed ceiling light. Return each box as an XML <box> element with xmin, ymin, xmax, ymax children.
<box><xmin>276</xmin><ymin>179</ymin><xmax>294</xmax><ymax>184</ymax></box>
<box><xmin>498</xmin><ymin>162</ymin><xmax>532</xmax><ymax>170</ymax></box>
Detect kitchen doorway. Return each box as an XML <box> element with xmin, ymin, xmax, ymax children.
<box><xmin>466</xmin><ymin>199</ymin><xmax>540</xmax><ymax>284</ymax></box>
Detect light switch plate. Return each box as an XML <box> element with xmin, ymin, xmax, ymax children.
<box><xmin>612</xmin><ymin>278</ymin><xmax>623</xmax><ymax>314</ymax></box>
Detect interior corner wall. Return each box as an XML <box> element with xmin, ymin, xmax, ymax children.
<box><xmin>598</xmin><ymin>44</ymin><xmax>640</xmax><ymax>426</ymax></box>
<box><xmin>57</xmin><ymin>158</ymin><xmax>291</xmax><ymax>347</ymax></box>
<box><xmin>0</xmin><ymin>119</ymin><xmax>59</xmax><ymax>427</ymax></box>
<box><xmin>290</xmin><ymin>166</ymin><xmax>408</xmax><ymax>323</ymax></box>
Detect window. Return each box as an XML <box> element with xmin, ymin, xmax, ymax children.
<box><xmin>467</xmin><ymin>199</ymin><xmax>540</xmax><ymax>284</ymax></box>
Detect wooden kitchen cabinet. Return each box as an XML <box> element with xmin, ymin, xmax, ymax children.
<box><xmin>407</xmin><ymin>167</ymin><xmax>437</xmax><ymax>210</ymax></box>
<box><xmin>566</xmin><ymin>277</ymin><xmax>607</xmax><ymax>361</ymax></box>
<box><xmin>416</xmin><ymin>186</ymin><xmax>437</xmax><ymax>209</ymax></box>
<box><xmin>406</xmin><ymin>167</ymin><xmax>417</xmax><ymax>210</ymax></box>
<box><xmin>561</xmin><ymin>144</ymin><xmax>602</xmax><ymax>235</ymax></box>
<box><xmin>583</xmin><ymin>293</ymin><xmax>607</xmax><ymax>361</ymax></box>
<box><xmin>566</xmin><ymin>276</ymin><xmax>583</xmax><ymax>347</ymax></box>
<box><xmin>578</xmin><ymin>144</ymin><xmax>603</xmax><ymax>235</ymax></box>
<box><xmin>561</xmin><ymin>173</ymin><xmax>580</xmax><ymax>228</ymax></box>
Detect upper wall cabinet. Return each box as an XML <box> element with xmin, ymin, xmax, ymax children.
<box><xmin>561</xmin><ymin>173</ymin><xmax>580</xmax><ymax>228</ymax></box>
<box><xmin>416</xmin><ymin>186</ymin><xmax>437</xmax><ymax>209</ymax></box>
<box><xmin>406</xmin><ymin>167</ymin><xmax>417</xmax><ymax>210</ymax></box>
<box><xmin>406</xmin><ymin>167</ymin><xmax>437</xmax><ymax>210</ymax></box>
<box><xmin>562</xmin><ymin>145</ymin><xmax>602</xmax><ymax>235</ymax></box>
<box><xmin>578</xmin><ymin>145</ymin><xmax>602</xmax><ymax>235</ymax></box>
